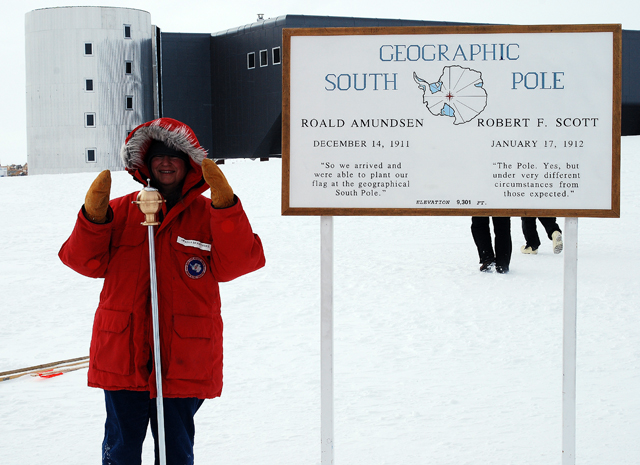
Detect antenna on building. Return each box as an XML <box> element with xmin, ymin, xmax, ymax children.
<box><xmin>257</xmin><ymin>14</ymin><xmax>264</xmax><ymax>21</ymax></box>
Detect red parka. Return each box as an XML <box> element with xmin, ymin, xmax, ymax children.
<box><xmin>59</xmin><ymin>118</ymin><xmax>265</xmax><ymax>399</ymax></box>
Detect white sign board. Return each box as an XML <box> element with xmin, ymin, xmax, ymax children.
<box><xmin>282</xmin><ymin>25</ymin><xmax>621</xmax><ymax>217</ymax></box>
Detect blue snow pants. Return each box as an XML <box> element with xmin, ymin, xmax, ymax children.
<box><xmin>102</xmin><ymin>389</ymin><xmax>204</xmax><ymax>465</ymax></box>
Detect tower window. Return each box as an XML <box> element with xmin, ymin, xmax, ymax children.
<box><xmin>85</xmin><ymin>113</ymin><xmax>96</xmax><ymax>127</ymax></box>
<box><xmin>124</xmin><ymin>25</ymin><xmax>131</xmax><ymax>39</ymax></box>
<box><xmin>85</xmin><ymin>79</ymin><xmax>94</xmax><ymax>91</ymax></box>
<box><xmin>125</xmin><ymin>95</ymin><xmax>134</xmax><ymax>111</ymax></box>
<box><xmin>272</xmin><ymin>47</ymin><xmax>281</xmax><ymax>65</ymax></box>
<box><xmin>86</xmin><ymin>148</ymin><xmax>97</xmax><ymax>163</ymax></box>
<box><xmin>125</xmin><ymin>61</ymin><xmax>133</xmax><ymax>75</ymax></box>
<box><xmin>84</xmin><ymin>43</ymin><xmax>93</xmax><ymax>56</ymax></box>
<box><xmin>247</xmin><ymin>52</ymin><xmax>255</xmax><ymax>69</ymax></box>
<box><xmin>260</xmin><ymin>49</ymin><xmax>268</xmax><ymax>67</ymax></box>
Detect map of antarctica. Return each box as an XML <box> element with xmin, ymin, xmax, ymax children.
<box><xmin>414</xmin><ymin>65</ymin><xmax>488</xmax><ymax>125</ymax></box>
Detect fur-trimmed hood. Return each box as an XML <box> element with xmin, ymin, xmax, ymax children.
<box><xmin>121</xmin><ymin>118</ymin><xmax>209</xmax><ymax>205</ymax></box>
<box><xmin>121</xmin><ymin>118</ymin><xmax>208</xmax><ymax>171</ymax></box>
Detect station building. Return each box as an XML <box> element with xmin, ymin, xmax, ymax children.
<box><xmin>25</xmin><ymin>7</ymin><xmax>640</xmax><ymax>174</ymax></box>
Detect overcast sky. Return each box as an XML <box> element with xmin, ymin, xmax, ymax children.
<box><xmin>3</xmin><ymin>0</ymin><xmax>639</xmax><ymax>165</ymax></box>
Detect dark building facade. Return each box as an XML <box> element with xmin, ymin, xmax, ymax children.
<box><xmin>621</xmin><ymin>29</ymin><xmax>640</xmax><ymax>135</ymax></box>
<box><xmin>157</xmin><ymin>15</ymin><xmax>640</xmax><ymax>160</ymax></box>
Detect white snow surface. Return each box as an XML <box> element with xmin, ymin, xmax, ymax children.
<box><xmin>1</xmin><ymin>138</ymin><xmax>639</xmax><ymax>464</ymax></box>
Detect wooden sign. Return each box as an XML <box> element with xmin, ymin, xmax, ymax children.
<box><xmin>282</xmin><ymin>25</ymin><xmax>621</xmax><ymax>217</ymax></box>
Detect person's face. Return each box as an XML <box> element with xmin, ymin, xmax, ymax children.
<box><xmin>150</xmin><ymin>155</ymin><xmax>188</xmax><ymax>193</ymax></box>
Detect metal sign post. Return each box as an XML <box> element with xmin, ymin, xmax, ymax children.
<box><xmin>563</xmin><ymin>217</ymin><xmax>579</xmax><ymax>465</ymax></box>
<box><xmin>321</xmin><ymin>216</ymin><xmax>334</xmax><ymax>465</ymax></box>
<box><xmin>134</xmin><ymin>183</ymin><xmax>167</xmax><ymax>465</ymax></box>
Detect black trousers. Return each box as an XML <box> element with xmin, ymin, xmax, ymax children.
<box><xmin>471</xmin><ymin>217</ymin><xmax>512</xmax><ymax>267</ymax></box>
<box><xmin>521</xmin><ymin>217</ymin><xmax>561</xmax><ymax>250</ymax></box>
<box><xmin>102</xmin><ymin>390</ymin><xmax>204</xmax><ymax>465</ymax></box>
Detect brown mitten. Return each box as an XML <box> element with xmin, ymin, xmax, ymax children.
<box><xmin>84</xmin><ymin>170</ymin><xmax>111</xmax><ymax>223</ymax></box>
<box><xmin>202</xmin><ymin>159</ymin><xmax>235</xmax><ymax>208</ymax></box>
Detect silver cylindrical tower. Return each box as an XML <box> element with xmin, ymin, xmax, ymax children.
<box><xmin>25</xmin><ymin>7</ymin><xmax>154</xmax><ymax>174</ymax></box>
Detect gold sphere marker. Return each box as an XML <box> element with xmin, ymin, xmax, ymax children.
<box><xmin>132</xmin><ymin>180</ymin><xmax>165</xmax><ymax>226</ymax></box>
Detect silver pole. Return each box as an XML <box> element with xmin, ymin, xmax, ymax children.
<box><xmin>134</xmin><ymin>184</ymin><xmax>167</xmax><ymax>465</ymax></box>
<box><xmin>562</xmin><ymin>217</ymin><xmax>578</xmax><ymax>465</ymax></box>
<box><xmin>321</xmin><ymin>216</ymin><xmax>334</xmax><ymax>465</ymax></box>
<box><xmin>148</xmin><ymin>224</ymin><xmax>167</xmax><ymax>465</ymax></box>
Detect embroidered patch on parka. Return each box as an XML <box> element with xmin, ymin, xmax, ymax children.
<box><xmin>185</xmin><ymin>257</ymin><xmax>207</xmax><ymax>279</ymax></box>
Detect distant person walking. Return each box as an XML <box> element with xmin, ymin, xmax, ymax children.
<box><xmin>471</xmin><ymin>216</ymin><xmax>512</xmax><ymax>274</ymax></box>
<box><xmin>520</xmin><ymin>217</ymin><xmax>563</xmax><ymax>254</ymax></box>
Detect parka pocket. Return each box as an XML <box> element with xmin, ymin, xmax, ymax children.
<box><xmin>111</xmin><ymin>226</ymin><xmax>147</xmax><ymax>247</ymax></box>
<box><xmin>108</xmin><ymin>226</ymin><xmax>147</xmax><ymax>276</ymax></box>
<box><xmin>93</xmin><ymin>309</ymin><xmax>133</xmax><ymax>375</ymax></box>
<box><xmin>166</xmin><ymin>314</ymin><xmax>215</xmax><ymax>380</ymax></box>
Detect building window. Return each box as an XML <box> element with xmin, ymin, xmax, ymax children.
<box><xmin>86</xmin><ymin>148</ymin><xmax>97</xmax><ymax>163</ymax></box>
<box><xmin>85</xmin><ymin>113</ymin><xmax>96</xmax><ymax>127</ymax></box>
<box><xmin>247</xmin><ymin>52</ymin><xmax>255</xmax><ymax>69</ymax></box>
<box><xmin>124</xmin><ymin>24</ymin><xmax>131</xmax><ymax>39</ymax></box>
<box><xmin>272</xmin><ymin>47</ymin><xmax>281</xmax><ymax>65</ymax></box>
<box><xmin>125</xmin><ymin>95</ymin><xmax>134</xmax><ymax>111</ymax></box>
<box><xmin>260</xmin><ymin>49</ymin><xmax>268</xmax><ymax>67</ymax></box>
<box><xmin>125</xmin><ymin>61</ymin><xmax>133</xmax><ymax>75</ymax></box>
<box><xmin>85</xmin><ymin>79</ymin><xmax>94</xmax><ymax>92</ymax></box>
<box><xmin>84</xmin><ymin>43</ymin><xmax>93</xmax><ymax>56</ymax></box>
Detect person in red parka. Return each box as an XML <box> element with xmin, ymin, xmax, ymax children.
<box><xmin>59</xmin><ymin>118</ymin><xmax>265</xmax><ymax>465</ymax></box>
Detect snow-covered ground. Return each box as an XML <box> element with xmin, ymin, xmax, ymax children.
<box><xmin>1</xmin><ymin>137</ymin><xmax>639</xmax><ymax>464</ymax></box>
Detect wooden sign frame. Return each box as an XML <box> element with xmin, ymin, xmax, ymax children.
<box><xmin>282</xmin><ymin>24</ymin><xmax>621</xmax><ymax>217</ymax></box>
